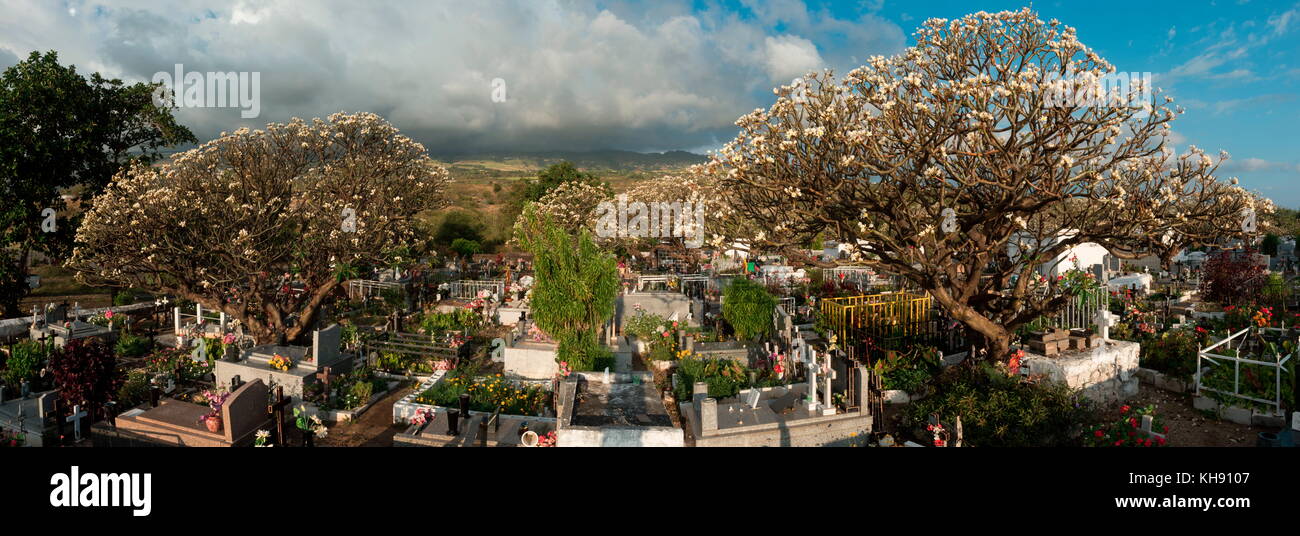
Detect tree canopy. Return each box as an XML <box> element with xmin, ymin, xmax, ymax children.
<box><xmin>708</xmin><ymin>9</ymin><xmax>1268</xmax><ymax>357</ymax></box>
<box><xmin>67</xmin><ymin>112</ymin><xmax>450</xmax><ymax>343</ymax></box>
<box><xmin>0</xmin><ymin>50</ymin><xmax>194</xmax><ymax>315</ymax></box>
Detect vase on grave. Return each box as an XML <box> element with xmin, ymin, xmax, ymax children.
<box><xmin>203</xmin><ymin>415</ymin><xmax>223</xmax><ymax>433</ymax></box>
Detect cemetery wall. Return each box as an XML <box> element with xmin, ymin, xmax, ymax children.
<box><xmin>556</xmin><ymin>426</ymin><xmax>685</xmax><ymax>447</ymax></box>
<box><xmin>682</xmin><ymin>405</ymin><xmax>873</xmax><ymax>447</ymax></box>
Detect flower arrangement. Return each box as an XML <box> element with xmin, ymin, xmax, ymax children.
<box><xmin>409</xmin><ymin>408</ymin><xmax>434</xmax><ymax>428</ymax></box>
<box><xmin>558</xmin><ymin>360</ymin><xmax>571</xmax><ymax>378</ymax></box>
<box><xmin>197</xmin><ymin>389</ymin><xmax>230</xmax><ymax>428</ymax></box>
<box><xmin>292</xmin><ymin>406</ymin><xmax>329</xmax><ymax>438</ymax></box>
<box><xmin>1008</xmin><ymin>349</ymin><xmax>1024</xmax><ymax>376</ymax></box>
<box><xmin>269</xmin><ymin>354</ymin><xmax>292</xmax><ymax>371</ymax></box>
<box><xmin>222</xmin><ymin>332</ymin><xmax>237</xmax><ymax>345</ymax></box>
<box><xmin>254</xmin><ymin>429</ymin><xmax>272</xmax><ymax>447</ymax></box>
<box><xmin>1085</xmin><ymin>404</ymin><xmax>1167</xmax><ymax>447</ymax></box>
<box><xmin>536</xmin><ymin>430</ymin><xmax>557</xmax><ymax>447</ymax></box>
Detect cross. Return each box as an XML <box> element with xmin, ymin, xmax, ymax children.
<box><xmin>1093</xmin><ymin>309</ymin><xmax>1118</xmax><ymax>341</ymax></box>
<box><xmin>316</xmin><ymin>367</ymin><xmax>334</xmax><ymax>404</ymax></box>
<box><xmin>269</xmin><ymin>386</ymin><xmax>292</xmax><ymax>447</ymax></box>
<box><xmin>66</xmin><ymin>404</ymin><xmax>88</xmax><ymax>442</ymax></box>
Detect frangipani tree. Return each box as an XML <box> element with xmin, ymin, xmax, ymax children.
<box><xmin>710</xmin><ymin>9</ymin><xmax>1271</xmax><ymax>358</ymax></box>
<box><xmin>68</xmin><ymin>112</ymin><xmax>450</xmax><ymax>344</ymax></box>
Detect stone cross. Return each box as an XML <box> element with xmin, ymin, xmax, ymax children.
<box><xmin>67</xmin><ymin>404</ymin><xmax>88</xmax><ymax>442</ymax></box>
<box><xmin>801</xmin><ymin>344</ymin><xmax>818</xmax><ymax>411</ymax></box>
<box><xmin>1093</xmin><ymin>309</ymin><xmax>1118</xmax><ymax>341</ymax></box>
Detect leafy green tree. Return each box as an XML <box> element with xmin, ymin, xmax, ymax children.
<box><xmin>0</xmin><ymin>50</ymin><xmax>194</xmax><ymax>316</ymax></box>
<box><xmin>523</xmin><ymin>161</ymin><xmax>604</xmax><ymax>203</ymax></box>
<box><xmin>516</xmin><ymin>205</ymin><xmax>619</xmax><ymax>371</ymax></box>
<box><xmin>1262</xmin><ymin>234</ymin><xmax>1280</xmax><ymax>256</ymax></box>
<box><xmin>432</xmin><ymin>210</ymin><xmax>486</xmax><ymax>248</ymax></box>
<box><xmin>450</xmin><ymin>238</ymin><xmax>481</xmax><ymax>258</ymax></box>
<box><xmin>722</xmin><ymin>278</ymin><xmax>776</xmax><ymax>340</ymax></box>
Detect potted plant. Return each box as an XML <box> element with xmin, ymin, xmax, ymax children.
<box><xmin>197</xmin><ymin>389</ymin><xmax>230</xmax><ymax>433</ymax></box>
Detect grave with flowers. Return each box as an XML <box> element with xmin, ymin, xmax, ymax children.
<box><xmin>213</xmin><ymin>324</ymin><xmax>350</xmax><ymax>401</ymax></box>
<box><xmin>392</xmin><ymin>362</ymin><xmax>555</xmax><ymax>447</ymax></box>
<box><xmin>95</xmin><ymin>378</ymin><xmax>272</xmax><ymax>447</ymax></box>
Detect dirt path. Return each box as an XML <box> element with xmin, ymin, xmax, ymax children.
<box><xmin>1120</xmin><ymin>387</ymin><xmax>1264</xmax><ymax>447</ymax></box>
<box><xmin>318</xmin><ymin>382</ymin><xmax>414</xmax><ymax>447</ymax></box>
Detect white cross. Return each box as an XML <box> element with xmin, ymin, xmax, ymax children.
<box><xmin>67</xmin><ymin>404</ymin><xmax>88</xmax><ymax>441</ymax></box>
<box><xmin>1093</xmin><ymin>309</ymin><xmax>1118</xmax><ymax>341</ymax></box>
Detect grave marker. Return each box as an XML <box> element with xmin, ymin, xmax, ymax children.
<box><xmin>66</xmin><ymin>404</ymin><xmax>88</xmax><ymax>442</ymax></box>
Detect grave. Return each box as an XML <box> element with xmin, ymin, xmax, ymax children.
<box><xmin>0</xmin><ymin>390</ymin><xmax>61</xmax><ymax>447</ymax></box>
<box><xmin>615</xmin><ymin>291</ymin><xmax>703</xmax><ymax>332</ymax></box>
<box><xmin>213</xmin><ymin>324</ymin><xmax>350</xmax><ymax>401</ymax></box>
<box><xmin>95</xmin><ymin>378</ymin><xmax>272</xmax><ymax>447</ymax></box>
<box><xmin>554</xmin><ymin>372</ymin><xmax>684</xmax><ymax>447</ymax></box>
<box><xmin>679</xmin><ymin>363</ymin><xmax>873</xmax><ymax>447</ymax></box>
<box><xmin>392</xmin><ymin>369</ymin><xmax>557</xmax><ymax>447</ymax></box>
<box><xmin>501</xmin><ymin>321</ymin><xmax>559</xmax><ymax>380</ymax></box>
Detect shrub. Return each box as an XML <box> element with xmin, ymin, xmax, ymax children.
<box><xmin>113</xmin><ymin>290</ymin><xmax>134</xmax><ymax>306</ymax></box>
<box><xmin>722</xmin><ymin>278</ymin><xmax>776</xmax><ymax>340</ymax></box>
<box><xmin>114</xmin><ymin>330</ymin><xmax>151</xmax><ymax>358</ymax></box>
<box><xmin>116</xmin><ymin>369</ymin><xmax>151</xmax><ymax>408</ymax></box>
<box><xmin>1084</xmin><ymin>404</ymin><xmax>1168</xmax><ymax>447</ymax></box>
<box><xmin>907</xmin><ymin>364</ymin><xmax>1098</xmax><ymax>447</ymax></box>
<box><xmin>1139</xmin><ymin>329</ymin><xmax>1199</xmax><ymax>380</ymax></box>
<box><xmin>48</xmin><ymin>338</ymin><xmax>122</xmax><ymax>410</ymax></box>
<box><xmin>872</xmin><ymin>347</ymin><xmax>941</xmax><ymax>393</ymax></box>
<box><xmin>1200</xmin><ymin>249</ymin><xmax>1267</xmax><ymax>306</ymax></box>
<box><xmin>2</xmin><ymin>340</ymin><xmax>47</xmax><ymax>389</ymax></box>
<box><xmin>672</xmin><ymin>355</ymin><xmax>775</xmax><ymax>402</ymax></box>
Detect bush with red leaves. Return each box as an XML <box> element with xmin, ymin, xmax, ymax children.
<box><xmin>47</xmin><ymin>338</ymin><xmax>122</xmax><ymax>411</ymax></box>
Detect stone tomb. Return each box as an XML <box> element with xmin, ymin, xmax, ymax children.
<box><xmin>679</xmin><ymin>365</ymin><xmax>873</xmax><ymax>447</ymax></box>
<box><xmin>0</xmin><ymin>390</ymin><xmax>60</xmax><ymax>447</ymax></box>
<box><xmin>554</xmin><ymin>372</ymin><xmax>684</xmax><ymax>447</ymax></box>
<box><xmin>96</xmin><ymin>378</ymin><xmax>271</xmax><ymax>447</ymax></box>
<box><xmin>1022</xmin><ymin>340</ymin><xmax>1140</xmax><ymax>405</ymax></box>
<box><xmin>213</xmin><ymin>324</ymin><xmax>350</xmax><ymax>400</ymax></box>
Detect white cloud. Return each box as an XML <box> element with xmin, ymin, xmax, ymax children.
<box><xmin>0</xmin><ymin>0</ymin><xmax>904</xmax><ymax>153</ymax></box>
<box><xmin>763</xmin><ymin>35</ymin><xmax>824</xmax><ymax>80</ymax></box>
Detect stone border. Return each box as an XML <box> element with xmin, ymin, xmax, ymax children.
<box><xmin>1134</xmin><ymin>367</ymin><xmax>1193</xmax><ymax>394</ymax></box>
<box><xmin>391</xmin><ymin>371</ymin><xmax>556</xmax><ymax>425</ymax></box>
<box><xmin>307</xmin><ymin>380</ymin><xmax>401</xmax><ymax>422</ymax></box>
<box><xmin>1192</xmin><ymin>395</ymin><xmax>1286</xmax><ymax>427</ymax></box>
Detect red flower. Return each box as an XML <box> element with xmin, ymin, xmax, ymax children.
<box><xmin>1129</xmin><ymin>417</ymin><xmax>1138</xmax><ymax>428</ymax></box>
<box><xmin>1114</xmin><ymin>440</ymin><xmax>1123</xmax><ymax>446</ymax></box>
<box><xmin>1094</xmin><ymin>430</ymin><xmax>1104</xmax><ymax>438</ymax></box>
<box><xmin>1157</xmin><ymin>437</ymin><xmax>1166</xmax><ymax>446</ymax></box>
<box><xmin>1119</xmin><ymin>405</ymin><xmax>1131</xmax><ymax>413</ymax></box>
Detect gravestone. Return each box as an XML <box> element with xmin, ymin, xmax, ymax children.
<box><xmin>221</xmin><ymin>378</ymin><xmax>269</xmax><ymax>444</ymax></box>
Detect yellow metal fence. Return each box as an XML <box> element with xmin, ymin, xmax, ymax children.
<box><xmin>819</xmin><ymin>292</ymin><xmax>932</xmax><ymax>344</ymax></box>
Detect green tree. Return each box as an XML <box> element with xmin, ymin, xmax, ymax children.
<box><xmin>523</xmin><ymin>161</ymin><xmax>604</xmax><ymax>203</ymax></box>
<box><xmin>516</xmin><ymin>205</ymin><xmax>619</xmax><ymax>371</ymax></box>
<box><xmin>0</xmin><ymin>50</ymin><xmax>194</xmax><ymax>316</ymax></box>
<box><xmin>432</xmin><ymin>209</ymin><xmax>486</xmax><ymax>248</ymax></box>
<box><xmin>722</xmin><ymin>278</ymin><xmax>776</xmax><ymax>340</ymax></box>
<box><xmin>1262</xmin><ymin>234</ymin><xmax>1280</xmax><ymax>256</ymax></box>
<box><xmin>450</xmin><ymin>238</ymin><xmax>481</xmax><ymax>258</ymax></box>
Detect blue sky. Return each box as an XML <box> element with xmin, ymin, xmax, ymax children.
<box><xmin>1</xmin><ymin>0</ymin><xmax>1297</xmax><ymax>206</ymax></box>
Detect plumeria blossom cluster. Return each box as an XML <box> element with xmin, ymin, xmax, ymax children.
<box><xmin>67</xmin><ymin>112</ymin><xmax>450</xmax><ymax>345</ymax></box>
<box><xmin>704</xmin><ymin>8</ymin><xmax>1268</xmax><ymax>359</ymax></box>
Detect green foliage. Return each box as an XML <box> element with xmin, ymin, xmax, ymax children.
<box><xmin>624</xmin><ymin>312</ymin><xmax>667</xmax><ymax>340</ymax></box>
<box><xmin>419</xmin><ymin>309</ymin><xmax>480</xmax><ymax>334</ymax></box>
<box><xmin>516</xmin><ymin>205</ymin><xmax>618</xmax><ymax>371</ymax></box>
<box><xmin>450</xmin><ymin>238</ymin><xmax>481</xmax><ymax>258</ymax></box>
<box><xmin>872</xmin><ymin>347</ymin><xmax>941</xmax><ymax>393</ymax></box>
<box><xmin>116</xmin><ymin>369</ymin><xmax>151</xmax><ymax>408</ymax></box>
<box><xmin>522</xmin><ymin>161</ymin><xmax>605</xmax><ymax>203</ymax></box>
<box><xmin>113</xmin><ymin>290</ymin><xmax>135</xmax><ymax>306</ymax></box>
<box><xmin>722</xmin><ymin>278</ymin><xmax>776</xmax><ymax>340</ymax></box>
<box><xmin>1261</xmin><ymin>273</ymin><xmax>1291</xmax><ymax>307</ymax></box>
<box><xmin>671</xmin><ymin>355</ymin><xmax>778</xmax><ymax>402</ymax></box>
<box><xmin>380</xmin><ymin>287</ymin><xmax>407</xmax><ymax>311</ymax></box>
<box><xmin>415</xmin><ymin>364</ymin><xmax>551</xmax><ymax>416</ymax></box>
<box><xmin>0</xmin><ymin>50</ymin><xmax>194</xmax><ymax>316</ymax></box>
<box><xmin>114</xmin><ymin>330</ymin><xmax>151</xmax><ymax>359</ymax></box>
<box><xmin>1261</xmin><ymin>234</ymin><xmax>1280</xmax><ymax>256</ymax></box>
<box><xmin>432</xmin><ymin>210</ymin><xmax>486</xmax><ymax>249</ymax></box>
<box><xmin>2</xmin><ymin>340</ymin><xmax>47</xmax><ymax>388</ymax></box>
<box><xmin>1084</xmin><ymin>404</ymin><xmax>1168</xmax><ymax>447</ymax></box>
<box><xmin>1139</xmin><ymin>328</ymin><xmax>1200</xmax><ymax>380</ymax></box>
<box><xmin>907</xmin><ymin>364</ymin><xmax>1098</xmax><ymax>447</ymax></box>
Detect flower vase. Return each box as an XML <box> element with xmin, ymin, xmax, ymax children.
<box><xmin>204</xmin><ymin>415</ymin><xmax>223</xmax><ymax>433</ymax></box>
